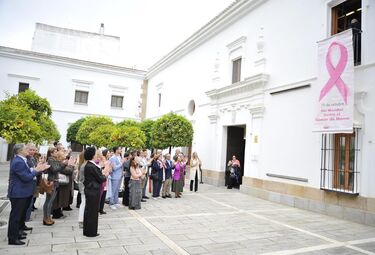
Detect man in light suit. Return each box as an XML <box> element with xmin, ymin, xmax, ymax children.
<box><xmin>7</xmin><ymin>143</ymin><xmax>49</xmax><ymax>245</ymax></box>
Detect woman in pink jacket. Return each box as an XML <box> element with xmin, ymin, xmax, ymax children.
<box><xmin>172</xmin><ymin>156</ymin><xmax>185</xmax><ymax>198</ymax></box>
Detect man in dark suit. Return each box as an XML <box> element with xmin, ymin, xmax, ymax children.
<box><xmin>7</xmin><ymin>143</ymin><xmax>49</xmax><ymax>245</ymax></box>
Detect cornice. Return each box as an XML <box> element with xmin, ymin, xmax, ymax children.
<box><xmin>206</xmin><ymin>73</ymin><xmax>269</xmax><ymax>100</ymax></box>
<box><xmin>0</xmin><ymin>46</ymin><xmax>146</xmax><ymax>79</ymax></box>
<box><xmin>8</xmin><ymin>73</ymin><xmax>40</xmax><ymax>81</ymax></box>
<box><xmin>146</xmin><ymin>0</ymin><xmax>268</xmax><ymax>79</ymax></box>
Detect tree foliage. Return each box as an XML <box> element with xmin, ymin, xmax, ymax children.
<box><xmin>139</xmin><ymin>119</ymin><xmax>154</xmax><ymax>149</ymax></box>
<box><xmin>76</xmin><ymin>116</ymin><xmax>113</xmax><ymax>145</ymax></box>
<box><xmin>151</xmin><ymin>113</ymin><xmax>193</xmax><ymax>149</ymax></box>
<box><xmin>0</xmin><ymin>90</ymin><xmax>60</xmax><ymax>144</ymax></box>
<box><xmin>66</xmin><ymin>117</ymin><xmax>86</xmax><ymax>143</ymax></box>
<box><xmin>89</xmin><ymin>124</ymin><xmax>117</xmax><ymax>148</ymax></box>
<box><xmin>116</xmin><ymin>119</ymin><xmax>140</xmax><ymax>128</ymax></box>
<box><xmin>111</xmin><ymin>126</ymin><xmax>146</xmax><ymax>150</ymax></box>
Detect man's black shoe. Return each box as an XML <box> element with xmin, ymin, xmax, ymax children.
<box><xmin>19</xmin><ymin>231</ymin><xmax>27</xmax><ymax>236</ymax></box>
<box><xmin>8</xmin><ymin>240</ymin><xmax>25</xmax><ymax>245</ymax></box>
<box><xmin>23</xmin><ymin>226</ymin><xmax>33</xmax><ymax>231</ymax></box>
<box><xmin>141</xmin><ymin>199</ymin><xmax>146</xmax><ymax>202</ymax></box>
<box><xmin>18</xmin><ymin>236</ymin><xmax>27</xmax><ymax>240</ymax></box>
<box><xmin>99</xmin><ymin>210</ymin><xmax>107</xmax><ymax>215</ymax></box>
<box><xmin>63</xmin><ymin>206</ymin><xmax>73</xmax><ymax>211</ymax></box>
<box><xmin>142</xmin><ymin>196</ymin><xmax>149</xmax><ymax>199</ymax></box>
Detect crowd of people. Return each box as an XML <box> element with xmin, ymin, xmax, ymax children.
<box><xmin>6</xmin><ymin>143</ymin><xmax>202</xmax><ymax>245</ymax></box>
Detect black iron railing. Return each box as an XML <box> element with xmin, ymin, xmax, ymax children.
<box><xmin>353</xmin><ymin>28</ymin><xmax>361</xmax><ymax>66</ymax></box>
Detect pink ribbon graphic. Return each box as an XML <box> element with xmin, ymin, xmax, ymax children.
<box><xmin>319</xmin><ymin>41</ymin><xmax>349</xmax><ymax>104</ymax></box>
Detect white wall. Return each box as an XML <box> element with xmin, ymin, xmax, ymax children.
<box><xmin>0</xmin><ymin>53</ymin><xmax>144</xmax><ymax>150</ymax></box>
<box><xmin>146</xmin><ymin>0</ymin><xmax>375</xmax><ymax>197</ymax></box>
<box><xmin>32</xmin><ymin>23</ymin><xmax>121</xmax><ymax>66</ymax></box>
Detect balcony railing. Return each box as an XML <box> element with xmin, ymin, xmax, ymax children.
<box><xmin>353</xmin><ymin>28</ymin><xmax>361</xmax><ymax>66</ymax></box>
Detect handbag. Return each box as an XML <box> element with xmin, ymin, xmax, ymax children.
<box><xmin>58</xmin><ymin>173</ymin><xmax>69</xmax><ymax>185</ymax></box>
<box><xmin>39</xmin><ymin>175</ymin><xmax>54</xmax><ymax>194</ymax></box>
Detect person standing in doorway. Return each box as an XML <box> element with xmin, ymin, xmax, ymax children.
<box><xmin>227</xmin><ymin>155</ymin><xmax>241</xmax><ymax>189</ymax></box>
<box><xmin>189</xmin><ymin>152</ymin><xmax>201</xmax><ymax>192</ymax></box>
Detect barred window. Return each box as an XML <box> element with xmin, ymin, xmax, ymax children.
<box><xmin>320</xmin><ymin>129</ymin><xmax>360</xmax><ymax>194</ymax></box>
<box><xmin>111</xmin><ymin>95</ymin><xmax>123</xmax><ymax>108</ymax></box>
<box><xmin>74</xmin><ymin>90</ymin><xmax>88</xmax><ymax>104</ymax></box>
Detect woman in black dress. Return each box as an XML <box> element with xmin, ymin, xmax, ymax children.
<box><xmin>83</xmin><ymin>147</ymin><xmax>107</xmax><ymax>237</ymax></box>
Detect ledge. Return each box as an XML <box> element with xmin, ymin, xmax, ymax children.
<box><xmin>206</xmin><ymin>73</ymin><xmax>269</xmax><ymax>99</ymax></box>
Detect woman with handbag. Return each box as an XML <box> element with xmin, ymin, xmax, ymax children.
<box><xmin>42</xmin><ymin>147</ymin><xmax>61</xmax><ymax>225</ymax></box>
<box><xmin>51</xmin><ymin>150</ymin><xmax>75</xmax><ymax>219</ymax></box>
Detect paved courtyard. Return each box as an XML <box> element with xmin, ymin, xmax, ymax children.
<box><xmin>1</xmin><ymin>165</ymin><xmax>375</xmax><ymax>254</ymax></box>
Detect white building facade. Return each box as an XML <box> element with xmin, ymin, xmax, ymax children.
<box><xmin>145</xmin><ymin>0</ymin><xmax>375</xmax><ymax>225</ymax></box>
<box><xmin>0</xmin><ymin>24</ymin><xmax>145</xmax><ymax>161</ymax></box>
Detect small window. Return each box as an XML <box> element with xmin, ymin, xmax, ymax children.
<box><xmin>74</xmin><ymin>90</ymin><xmax>88</xmax><ymax>104</ymax></box>
<box><xmin>232</xmin><ymin>58</ymin><xmax>242</xmax><ymax>84</ymax></box>
<box><xmin>331</xmin><ymin>0</ymin><xmax>361</xmax><ymax>65</ymax></box>
<box><xmin>111</xmin><ymin>95</ymin><xmax>124</xmax><ymax>108</ymax></box>
<box><xmin>158</xmin><ymin>93</ymin><xmax>162</xmax><ymax>108</ymax></box>
<box><xmin>18</xmin><ymin>82</ymin><xmax>29</xmax><ymax>93</ymax></box>
<box><xmin>320</xmin><ymin>130</ymin><xmax>360</xmax><ymax>194</ymax></box>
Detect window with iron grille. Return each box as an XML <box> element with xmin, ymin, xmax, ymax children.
<box><xmin>18</xmin><ymin>82</ymin><xmax>29</xmax><ymax>93</ymax></box>
<box><xmin>331</xmin><ymin>0</ymin><xmax>362</xmax><ymax>65</ymax></box>
<box><xmin>111</xmin><ymin>95</ymin><xmax>123</xmax><ymax>108</ymax></box>
<box><xmin>232</xmin><ymin>58</ymin><xmax>242</xmax><ymax>84</ymax></box>
<box><xmin>320</xmin><ymin>129</ymin><xmax>360</xmax><ymax>194</ymax></box>
<box><xmin>74</xmin><ymin>90</ymin><xmax>88</xmax><ymax>104</ymax></box>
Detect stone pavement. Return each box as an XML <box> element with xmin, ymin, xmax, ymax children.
<box><xmin>0</xmin><ymin>164</ymin><xmax>375</xmax><ymax>254</ymax></box>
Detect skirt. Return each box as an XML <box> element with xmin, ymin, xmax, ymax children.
<box><xmin>129</xmin><ymin>179</ymin><xmax>142</xmax><ymax>210</ymax></box>
<box><xmin>172</xmin><ymin>179</ymin><xmax>183</xmax><ymax>193</ymax></box>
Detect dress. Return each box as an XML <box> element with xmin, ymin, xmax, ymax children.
<box><xmin>129</xmin><ymin>166</ymin><xmax>142</xmax><ymax>209</ymax></box>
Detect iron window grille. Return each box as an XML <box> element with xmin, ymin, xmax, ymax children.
<box><xmin>74</xmin><ymin>90</ymin><xmax>88</xmax><ymax>104</ymax></box>
<box><xmin>111</xmin><ymin>95</ymin><xmax>124</xmax><ymax>108</ymax></box>
<box><xmin>320</xmin><ymin>129</ymin><xmax>360</xmax><ymax>195</ymax></box>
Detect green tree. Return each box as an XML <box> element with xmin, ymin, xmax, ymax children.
<box><xmin>139</xmin><ymin>119</ymin><xmax>155</xmax><ymax>149</ymax></box>
<box><xmin>18</xmin><ymin>90</ymin><xmax>52</xmax><ymax>118</ymax></box>
<box><xmin>0</xmin><ymin>90</ymin><xmax>60</xmax><ymax>144</ymax></box>
<box><xmin>89</xmin><ymin>124</ymin><xmax>117</xmax><ymax>148</ymax></box>
<box><xmin>151</xmin><ymin>113</ymin><xmax>193</xmax><ymax>152</ymax></box>
<box><xmin>111</xmin><ymin>126</ymin><xmax>146</xmax><ymax>150</ymax></box>
<box><xmin>66</xmin><ymin>117</ymin><xmax>86</xmax><ymax>144</ymax></box>
<box><xmin>0</xmin><ymin>94</ymin><xmax>41</xmax><ymax>143</ymax></box>
<box><xmin>39</xmin><ymin>115</ymin><xmax>61</xmax><ymax>143</ymax></box>
<box><xmin>116</xmin><ymin>119</ymin><xmax>140</xmax><ymax>128</ymax></box>
<box><xmin>76</xmin><ymin>116</ymin><xmax>113</xmax><ymax>145</ymax></box>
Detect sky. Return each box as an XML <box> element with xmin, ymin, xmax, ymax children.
<box><xmin>0</xmin><ymin>0</ymin><xmax>234</xmax><ymax>70</ymax></box>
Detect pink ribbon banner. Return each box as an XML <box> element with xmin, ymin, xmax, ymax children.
<box><xmin>319</xmin><ymin>42</ymin><xmax>349</xmax><ymax>104</ymax></box>
<box><xmin>314</xmin><ymin>30</ymin><xmax>354</xmax><ymax>133</ymax></box>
